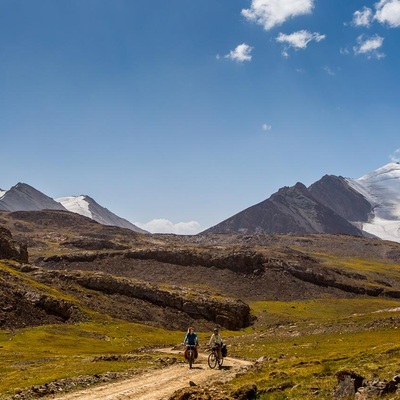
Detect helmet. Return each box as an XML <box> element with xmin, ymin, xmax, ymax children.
<box><xmin>213</xmin><ymin>328</ymin><xmax>218</xmax><ymax>332</ymax></box>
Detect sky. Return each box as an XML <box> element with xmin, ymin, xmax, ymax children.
<box><xmin>1</xmin><ymin>0</ymin><xmax>400</xmax><ymax>234</ymax></box>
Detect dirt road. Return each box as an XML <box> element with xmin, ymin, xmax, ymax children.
<box><xmin>51</xmin><ymin>348</ymin><xmax>252</xmax><ymax>400</ymax></box>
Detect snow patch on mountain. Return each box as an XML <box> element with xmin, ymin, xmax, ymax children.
<box><xmin>57</xmin><ymin>195</ymin><xmax>148</xmax><ymax>234</ymax></box>
<box><xmin>57</xmin><ymin>196</ymin><xmax>92</xmax><ymax>219</ymax></box>
<box><xmin>347</xmin><ymin>163</ymin><xmax>400</xmax><ymax>243</ymax></box>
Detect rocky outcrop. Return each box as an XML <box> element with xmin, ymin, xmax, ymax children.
<box><xmin>334</xmin><ymin>370</ymin><xmax>400</xmax><ymax>399</ymax></box>
<box><xmin>0</xmin><ymin>226</ymin><xmax>28</xmax><ymax>262</ymax></box>
<box><xmin>34</xmin><ymin>269</ymin><xmax>252</xmax><ymax>330</ymax></box>
<box><xmin>41</xmin><ymin>245</ymin><xmax>400</xmax><ymax>300</ymax></box>
<box><xmin>18</xmin><ymin>289</ymin><xmax>82</xmax><ymax>321</ymax></box>
<box><xmin>265</xmin><ymin>258</ymin><xmax>400</xmax><ymax>299</ymax></box>
<box><xmin>0</xmin><ymin>267</ymin><xmax>85</xmax><ymax>329</ymax></box>
<box><xmin>42</xmin><ymin>248</ymin><xmax>266</xmax><ymax>275</ymax></box>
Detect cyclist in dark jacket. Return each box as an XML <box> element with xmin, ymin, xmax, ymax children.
<box><xmin>183</xmin><ymin>326</ymin><xmax>199</xmax><ymax>359</ymax></box>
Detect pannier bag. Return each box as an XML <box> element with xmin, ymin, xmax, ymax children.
<box><xmin>222</xmin><ymin>344</ymin><xmax>227</xmax><ymax>357</ymax></box>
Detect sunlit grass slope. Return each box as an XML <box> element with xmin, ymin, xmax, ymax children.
<box><xmin>0</xmin><ymin>321</ymin><xmax>183</xmax><ymax>397</ymax></box>
<box><xmin>225</xmin><ymin>297</ymin><xmax>400</xmax><ymax>399</ymax></box>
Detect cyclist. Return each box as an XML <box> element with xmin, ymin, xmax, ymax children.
<box><xmin>208</xmin><ymin>327</ymin><xmax>223</xmax><ymax>360</ymax></box>
<box><xmin>183</xmin><ymin>326</ymin><xmax>199</xmax><ymax>360</ymax></box>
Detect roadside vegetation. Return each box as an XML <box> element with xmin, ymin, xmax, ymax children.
<box><xmin>1</xmin><ymin>297</ymin><xmax>399</xmax><ymax>398</ymax></box>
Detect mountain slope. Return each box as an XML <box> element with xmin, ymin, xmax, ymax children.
<box><xmin>0</xmin><ymin>183</ymin><xmax>66</xmax><ymax>212</ymax></box>
<box><xmin>203</xmin><ymin>182</ymin><xmax>362</xmax><ymax>236</ymax></box>
<box><xmin>57</xmin><ymin>195</ymin><xmax>148</xmax><ymax>234</ymax></box>
<box><xmin>0</xmin><ymin>183</ymin><xmax>146</xmax><ymax>234</ymax></box>
<box><xmin>308</xmin><ymin>175</ymin><xmax>372</xmax><ymax>222</ymax></box>
<box><xmin>203</xmin><ymin>163</ymin><xmax>400</xmax><ymax>243</ymax></box>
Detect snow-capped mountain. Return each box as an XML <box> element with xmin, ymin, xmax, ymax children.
<box><xmin>0</xmin><ymin>183</ymin><xmax>146</xmax><ymax>233</ymax></box>
<box><xmin>203</xmin><ymin>163</ymin><xmax>400</xmax><ymax>244</ymax></box>
<box><xmin>57</xmin><ymin>195</ymin><xmax>148</xmax><ymax>233</ymax></box>
<box><xmin>347</xmin><ymin>163</ymin><xmax>400</xmax><ymax>242</ymax></box>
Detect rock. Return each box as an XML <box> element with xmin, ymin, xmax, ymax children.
<box><xmin>0</xmin><ymin>227</ymin><xmax>28</xmax><ymax>262</ymax></box>
<box><xmin>334</xmin><ymin>370</ymin><xmax>365</xmax><ymax>399</ymax></box>
<box><xmin>231</xmin><ymin>383</ymin><xmax>258</xmax><ymax>399</ymax></box>
<box><xmin>334</xmin><ymin>370</ymin><xmax>400</xmax><ymax>399</ymax></box>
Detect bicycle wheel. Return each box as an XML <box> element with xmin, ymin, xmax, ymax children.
<box><xmin>208</xmin><ymin>352</ymin><xmax>217</xmax><ymax>369</ymax></box>
<box><xmin>189</xmin><ymin>350</ymin><xmax>193</xmax><ymax>369</ymax></box>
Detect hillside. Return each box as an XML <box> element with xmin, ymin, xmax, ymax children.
<box><xmin>0</xmin><ymin>210</ymin><xmax>400</xmax><ymax>399</ymax></box>
<box><xmin>203</xmin><ymin>163</ymin><xmax>400</xmax><ymax>244</ymax></box>
<box><xmin>1</xmin><ymin>209</ymin><xmax>400</xmax><ymax>315</ymax></box>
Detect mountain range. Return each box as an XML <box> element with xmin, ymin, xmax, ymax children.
<box><xmin>204</xmin><ymin>163</ymin><xmax>400</xmax><ymax>243</ymax></box>
<box><xmin>0</xmin><ymin>183</ymin><xmax>147</xmax><ymax>234</ymax></box>
<box><xmin>1</xmin><ymin>163</ymin><xmax>400</xmax><ymax>242</ymax></box>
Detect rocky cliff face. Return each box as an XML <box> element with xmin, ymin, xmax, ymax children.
<box><xmin>29</xmin><ymin>268</ymin><xmax>252</xmax><ymax>330</ymax></box>
<box><xmin>0</xmin><ymin>226</ymin><xmax>28</xmax><ymax>262</ymax></box>
<box><xmin>204</xmin><ymin>182</ymin><xmax>363</xmax><ymax>236</ymax></box>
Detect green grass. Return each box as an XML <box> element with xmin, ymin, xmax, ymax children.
<box><xmin>0</xmin><ymin>321</ymin><xmax>183</xmax><ymax>397</ymax></box>
<box><xmin>312</xmin><ymin>253</ymin><xmax>400</xmax><ymax>280</ymax></box>
<box><xmin>1</xmin><ymin>259</ymin><xmax>399</xmax><ymax>399</ymax></box>
<box><xmin>250</xmin><ymin>298</ymin><xmax>400</xmax><ymax>324</ymax></box>
<box><xmin>223</xmin><ymin>298</ymin><xmax>400</xmax><ymax>398</ymax></box>
<box><xmin>228</xmin><ymin>328</ymin><xmax>400</xmax><ymax>399</ymax></box>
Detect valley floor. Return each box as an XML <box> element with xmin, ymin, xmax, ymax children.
<box><xmin>47</xmin><ymin>348</ymin><xmax>252</xmax><ymax>400</ymax></box>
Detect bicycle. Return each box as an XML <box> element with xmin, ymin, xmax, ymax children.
<box><xmin>207</xmin><ymin>346</ymin><xmax>223</xmax><ymax>369</ymax></box>
<box><xmin>184</xmin><ymin>344</ymin><xmax>197</xmax><ymax>369</ymax></box>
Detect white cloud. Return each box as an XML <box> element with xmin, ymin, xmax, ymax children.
<box><xmin>135</xmin><ymin>219</ymin><xmax>202</xmax><ymax>235</ymax></box>
<box><xmin>390</xmin><ymin>148</ymin><xmax>400</xmax><ymax>162</ymax></box>
<box><xmin>353</xmin><ymin>34</ymin><xmax>385</xmax><ymax>59</ymax></box>
<box><xmin>225</xmin><ymin>43</ymin><xmax>253</xmax><ymax>62</ymax></box>
<box><xmin>323</xmin><ymin>66</ymin><xmax>336</xmax><ymax>76</ymax></box>
<box><xmin>242</xmin><ymin>0</ymin><xmax>315</xmax><ymax>30</ymax></box>
<box><xmin>276</xmin><ymin>30</ymin><xmax>325</xmax><ymax>56</ymax></box>
<box><xmin>352</xmin><ymin>7</ymin><xmax>373</xmax><ymax>27</ymax></box>
<box><xmin>375</xmin><ymin>0</ymin><xmax>400</xmax><ymax>28</ymax></box>
<box><xmin>262</xmin><ymin>123</ymin><xmax>272</xmax><ymax>131</ymax></box>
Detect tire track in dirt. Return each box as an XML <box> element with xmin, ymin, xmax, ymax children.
<box><xmin>50</xmin><ymin>348</ymin><xmax>253</xmax><ymax>400</ymax></box>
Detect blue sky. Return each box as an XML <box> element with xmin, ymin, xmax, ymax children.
<box><xmin>1</xmin><ymin>0</ymin><xmax>400</xmax><ymax>234</ymax></box>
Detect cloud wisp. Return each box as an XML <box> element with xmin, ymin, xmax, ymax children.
<box><xmin>390</xmin><ymin>148</ymin><xmax>400</xmax><ymax>163</ymax></box>
<box><xmin>135</xmin><ymin>219</ymin><xmax>202</xmax><ymax>235</ymax></box>
<box><xmin>242</xmin><ymin>0</ymin><xmax>315</xmax><ymax>31</ymax></box>
<box><xmin>276</xmin><ymin>30</ymin><xmax>325</xmax><ymax>57</ymax></box>
<box><xmin>353</xmin><ymin>34</ymin><xmax>385</xmax><ymax>59</ymax></box>
<box><xmin>225</xmin><ymin>43</ymin><xmax>253</xmax><ymax>62</ymax></box>
<box><xmin>352</xmin><ymin>7</ymin><xmax>374</xmax><ymax>27</ymax></box>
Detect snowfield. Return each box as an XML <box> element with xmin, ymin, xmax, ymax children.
<box><xmin>347</xmin><ymin>163</ymin><xmax>400</xmax><ymax>243</ymax></box>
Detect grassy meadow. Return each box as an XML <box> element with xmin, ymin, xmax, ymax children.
<box><xmin>0</xmin><ymin>297</ymin><xmax>399</xmax><ymax>398</ymax></box>
<box><xmin>1</xmin><ymin>255</ymin><xmax>400</xmax><ymax>399</ymax></box>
